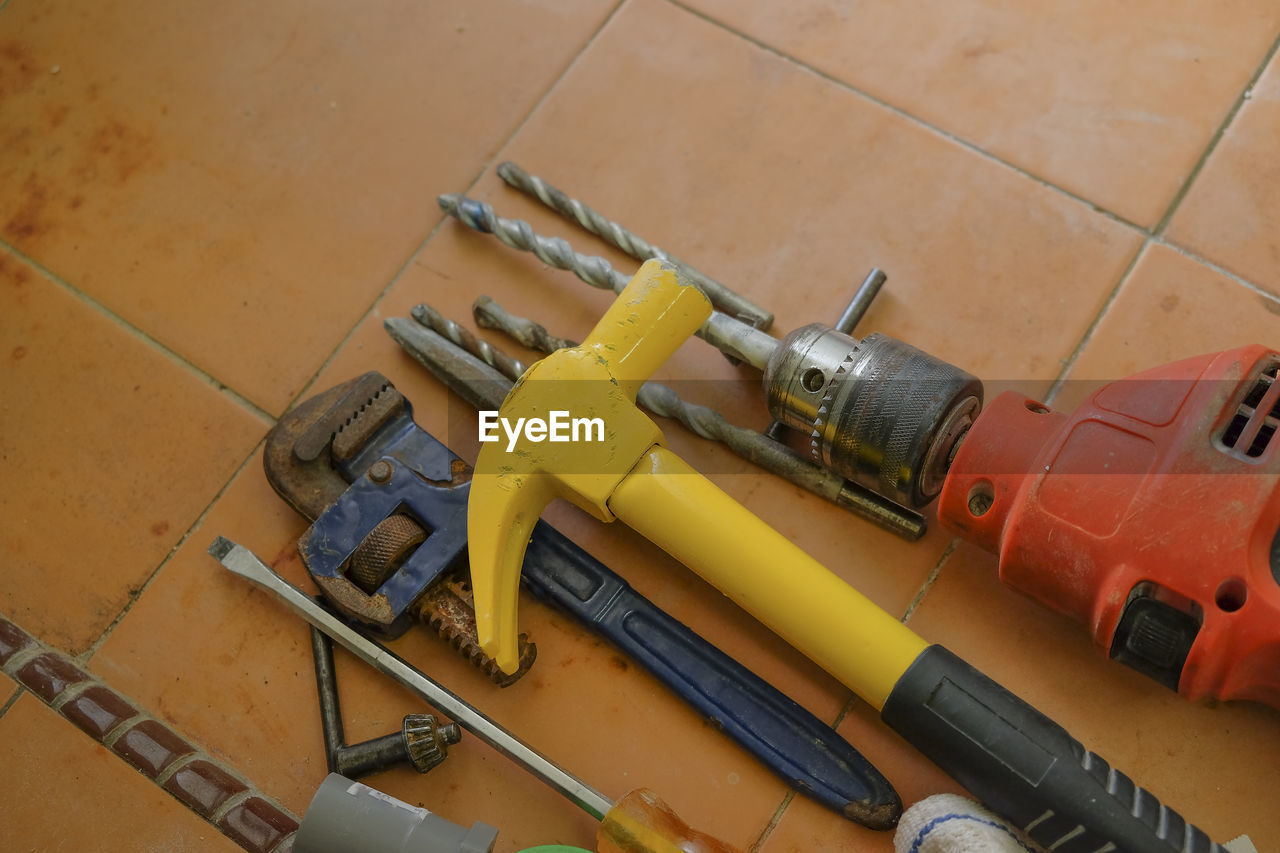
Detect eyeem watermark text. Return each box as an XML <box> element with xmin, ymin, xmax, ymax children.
<box><xmin>479</xmin><ymin>410</ymin><xmax>605</xmax><ymax>452</ymax></box>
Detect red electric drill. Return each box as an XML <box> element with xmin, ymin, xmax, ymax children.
<box><xmin>936</xmin><ymin>346</ymin><xmax>1280</xmax><ymax>707</ymax></box>
<box><xmin>761</xmin><ymin>322</ymin><xmax>1280</xmax><ymax>707</ymax></box>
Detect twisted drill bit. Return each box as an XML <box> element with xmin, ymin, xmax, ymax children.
<box><xmin>410</xmin><ymin>302</ymin><xmax>530</xmax><ymax>380</ymax></box>
<box><xmin>466</xmin><ymin>296</ymin><xmax>926</xmax><ymax>541</ymax></box>
<box><xmin>496</xmin><ymin>161</ymin><xmax>773</xmax><ymax>331</ymax></box>
<box><xmin>438</xmin><ymin>193</ymin><xmax>628</xmax><ymax>293</ymax></box>
<box><xmin>471</xmin><ymin>295</ymin><xmax>574</xmax><ymax>355</ymax></box>
<box><xmin>437</xmin><ymin>194</ymin><xmax>778</xmax><ymax>370</ymax></box>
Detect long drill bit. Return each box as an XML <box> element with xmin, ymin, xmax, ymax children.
<box><xmin>437</xmin><ymin>194</ymin><xmax>777</xmax><ymax>370</ymax></box>
<box><xmin>400</xmin><ymin>298</ymin><xmax>925</xmax><ymax>541</ymax></box>
<box><xmin>496</xmin><ymin>161</ymin><xmax>773</xmax><ymax>331</ymax></box>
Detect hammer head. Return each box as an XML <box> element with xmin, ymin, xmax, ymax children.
<box><xmin>468</xmin><ymin>259</ymin><xmax>713</xmax><ymax>673</ymax></box>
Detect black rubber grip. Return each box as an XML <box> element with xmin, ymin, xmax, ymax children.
<box><xmin>882</xmin><ymin>646</ymin><xmax>1224</xmax><ymax>853</ymax></box>
<box><xmin>520</xmin><ymin>519</ymin><xmax>902</xmax><ymax>829</ymax></box>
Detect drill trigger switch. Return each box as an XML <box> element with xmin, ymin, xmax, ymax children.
<box><xmin>1109</xmin><ymin>590</ymin><xmax>1201</xmax><ymax>691</ymax></box>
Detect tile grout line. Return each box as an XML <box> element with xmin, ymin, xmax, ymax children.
<box><xmin>0</xmin><ymin>239</ymin><xmax>277</xmax><ymax>424</ymax></box>
<box><xmin>1156</xmin><ymin>234</ymin><xmax>1280</xmax><ymax>303</ymax></box>
<box><xmin>275</xmin><ymin>0</ymin><xmax>630</xmax><ymax>418</ymax></box>
<box><xmin>0</xmin><ymin>613</ymin><xmax>300</xmax><ymax>853</ymax></box>
<box><xmin>456</xmin><ymin>0</ymin><xmax>630</xmax><ymax>201</ymax></box>
<box><xmin>899</xmin><ymin>539</ymin><xmax>961</xmax><ymax>626</ymax></box>
<box><xmin>748</xmin><ymin>791</ymin><xmax>796</xmax><ymax>853</ymax></box>
<box><xmin>664</xmin><ymin>0</ymin><xmax>1149</xmax><ymax>233</ymax></box>
<box><xmin>80</xmin><ymin>436</ymin><xmax>268</xmax><ymax>662</ymax></box>
<box><xmin>155</xmin><ymin>751</ymin><xmax>205</xmax><ymax>788</ymax></box>
<box><xmin>0</xmin><ymin>687</ymin><xmax>24</xmax><ymax>720</ymax></box>
<box><xmin>1042</xmin><ymin>240</ymin><xmax>1151</xmax><ymax>405</ymax></box>
<box><xmin>1153</xmin><ymin>28</ymin><xmax>1280</xmax><ymax>237</ymax></box>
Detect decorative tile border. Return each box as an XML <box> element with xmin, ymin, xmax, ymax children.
<box><xmin>0</xmin><ymin>615</ymin><xmax>299</xmax><ymax>853</ymax></box>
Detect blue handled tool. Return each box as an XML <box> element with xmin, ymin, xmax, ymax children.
<box><xmin>263</xmin><ymin>371</ymin><xmax>901</xmax><ymax>828</ymax></box>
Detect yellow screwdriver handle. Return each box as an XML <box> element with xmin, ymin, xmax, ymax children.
<box><xmin>598</xmin><ymin>789</ymin><xmax>743</xmax><ymax>853</ymax></box>
<box><xmin>610</xmin><ymin>447</ymin><xmax>927</xmax><ymax>710</ymax></box>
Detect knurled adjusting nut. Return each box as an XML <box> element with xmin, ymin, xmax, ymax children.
<box><xmin>403</xmin><ymin>713</ymin><xmax>462</xmax><ymax>773</ymax></box>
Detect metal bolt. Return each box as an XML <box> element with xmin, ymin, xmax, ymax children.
<box><xmin>834</xmin><ymin>268</ymin><xmax>888</xmax><ymax>336</ymax></box>
<box><xmin>368</xmin><ymin>460</ymin><xmax>393</xmax><ymax>484</ymax></box>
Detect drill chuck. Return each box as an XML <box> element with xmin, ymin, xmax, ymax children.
<box><xmin>764</xmin><ymin>326</ymin><xmax>981</xmax><ymax>508</ymax></box>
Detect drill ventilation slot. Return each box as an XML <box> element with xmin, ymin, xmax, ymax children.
<box><xmin>1219</xmin><ymin>362</ymin><xmax>1280</xmax><ymax>460</ymax></box>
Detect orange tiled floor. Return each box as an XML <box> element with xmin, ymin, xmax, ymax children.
<box><xmin>2</xmin><ymin>1</ymin><xmax>1279</xmax><ymax>851</ymax></box>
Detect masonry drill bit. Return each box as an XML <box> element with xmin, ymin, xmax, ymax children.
<box><xmin>411</xmin><ymin>302</ymin><xmax>530</xmax><ymax>380</ymax></box>
<box><xmin>458</xmin><ymin>296</ymin><xmax>925</xmax><ymax>541</ymax></box>
<box><xmin>496</xmin><ymin>161</ymin><xmax>773</xmax><ymax>331</ymax></box>
<box><xmin>437</xmin><ymin>194</ymin><xmax>777</xmax><ymax>370</ymax></box>
<box><xmin>471</xmin><ymin>295</ymin><xmax>574</xmax><ymax>355</ymax></box>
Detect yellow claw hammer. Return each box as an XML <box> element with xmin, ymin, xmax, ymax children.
<box><xmin>469</xmin><ymin>260</ymin><xmax>1226</xmax><ymax>853</ymax></box>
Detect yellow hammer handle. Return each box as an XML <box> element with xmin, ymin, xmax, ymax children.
<box><xmin>609</xmin><ymin>448</ymin><xmax>927</xmax><ymax>710</ymax></box>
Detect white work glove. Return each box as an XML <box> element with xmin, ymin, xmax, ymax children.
<box><xmin>893</xmin><ymin>794</ymin><xmax>1045</xmax><ymax>853</ymax></box>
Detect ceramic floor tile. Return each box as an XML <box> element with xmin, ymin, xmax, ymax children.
<box><xmin>437</xmin><ymin>0</ymin><xmax>1142</xmax><ymax>395</ymax></box>
<box><xmin>1166</xmin><ymin>51</ymin><xmax>1280</xmax><ymax>296</ymax></box>
<box><xmin>0</xmin><ymin>693</ymin><xmax>242</xmax><ymax>851</ymax></box>
<box><xmin>0</xmin><ymin>0</ymin><xmax>618</xmax><ymax>414</ymax></box>
<box><xmin>899</xmin><ymin>543</ymin><xmax>1280</xmax><ymax>850</ymax></box>
<box><xmin>683</xmin><ymin>0</ymin><xmax>1280</xmax><ymax>226</ymax></box>
<box><xmin>1053</xmin><ymin>242</ymin><xmax>1280</xmax><ymax>411</ymax></box>
<box><xmin>0</xmin><ymin>671</ymin><xmax>15</xmax><ymax>708</ymax></box>
<box><xmin>0</xmin><ymin>248</ymin><xmax>266</xmax><ymax>653</ymax></box>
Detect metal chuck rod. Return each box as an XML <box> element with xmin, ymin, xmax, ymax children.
<box><xmin>834</xmin><ymin>268</ymin><xmax>887</xmax><ymax>335</ymax></box>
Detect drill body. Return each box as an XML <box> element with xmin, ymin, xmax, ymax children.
<box><xmin>937</xmin><ymin>345</ymin><xmax>1280</xmax><ymax>706</ymax></box>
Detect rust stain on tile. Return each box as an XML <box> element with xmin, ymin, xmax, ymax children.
<box><xmin>45</xmin><ymin>102</ymin><xmax>69</xmax><ymax>129</ymax></box>
<box><xmin>4</xmin><ymin>172</ymin><xmax>56</xmax><ymax>243</ymax></box>
<box><xmin>0</xmin><ymin>254</ymin><xmax>32</xmax><ymax>286</ymax></box>
<box><xmin>86</xmin><ymin>119</ymin><xmax>158</xmax><ymax>184</ymax></box>
<box><xmin>0</xmin><ymin>40</ymin><xmax>44</xmax><ymax>101</ymax></box>
<box><xmin>2</xmin><ymin>94</ymin><xmax>162</xmax><ymax>249</ymax></box>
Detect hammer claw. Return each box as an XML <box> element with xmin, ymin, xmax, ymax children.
<box><xmin>469</xmin><ymin>475</ymin><xmax>556</xmax><ymax>675</ymax></box>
